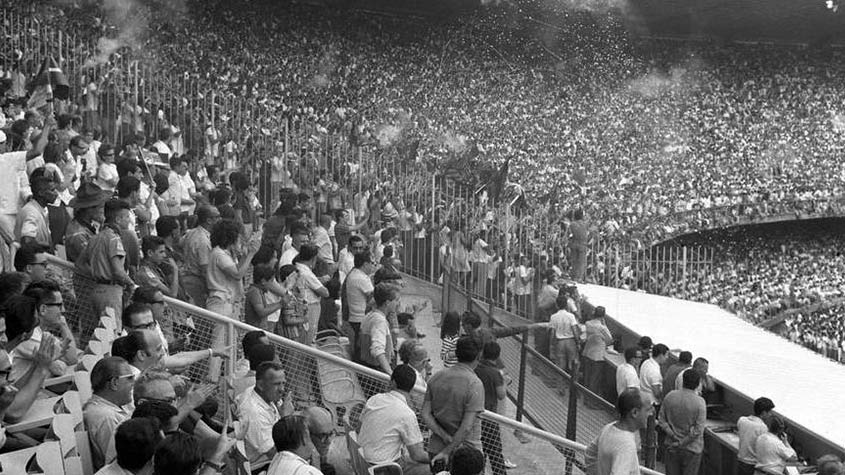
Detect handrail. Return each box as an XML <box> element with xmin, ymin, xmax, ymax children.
<box><xmin>45</xmin><ymin>254</ymin><xmax>669</xmax><ymax>474</ymax></box>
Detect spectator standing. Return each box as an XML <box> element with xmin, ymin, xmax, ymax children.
<box><xmin>422</xmin><ymin>336</ymin><xmax>484</xmax><ymax>467</ymax></box>
<box><xmin>568</xmin><ymin>209</ymin><xmax>589</xmax><ymax>282</ymax></box>
<box><xmin>736</xmin><ymin>397</ymin><xmax>776</xmax><ymax>475</ymax></box>
<box><xmin>95</xmin><ymin>144</ymin><xmax>119</xmax><ymax>193</ymax></box>
<box><xmin>663</xmin><ymin>351</ymin><xmax>693</xmax><ymax>401</ymax></box>
<box><xmin>168</xmin><ymin>156</ymin><xmax>197</xmax><ymax>218</ymax></box>
<box><xmin>616</xmin><ymin>348</ymin><xmax>642</xmax><ymax>398</ymax></box>
<box><xmin>585</xmin><ymin>388</ymin><xmax>655</xmax><ymax>475</ymax></box>
<box><xmin>358</xmin><ymin>365</ymin><xmax>429</xmax><ymax>475</ymax></box>
<box><xmin>676</xmin><ymin>358</ymin><xmax>716</xmax><ymax>395</ymax></box>
<box><xmin>535</xmin><ymin>271</ymin><xmax>559</xmax><ymax>359</ymax></box>
<box><xmin>640</xmin><ymin>343</ymin><xmax>669</xmax><ymax>403</ymax></box>
<box><xmin>342</xmin><ymin>251</ymin><xmax>374</xmax><ymax>356</ymax></box>
<box><xmin>294</xmin><ymin>244</ymin><xmax>330</xmax><ymax>345</ymax></box>
<box><xmin>337</xmin><ymin>234</ymin><xmax>365</xmax><ymax>283</ymax></box>
<box><xmin>658</xmin><ymin>370</ymin><xmax>706</xmax><ymax>475</ymax></box>
<box><xmin>181</xmin><ymin>205</ymin><xmax>220</xmax><ymax>306</ymax></box>
<box><xmin>312</xmin><ymin>214</ymin><xmax>335</xmax><ymax>264</ymax></box>
<box><xmin>280</xmin><ymin>223</ymin><xmax>309</xmax><ymax>266</ymax></box>
<box><xmin>549</xmin><ymin>294</ymin><xmax>581</xmax><ymax>376</ymax></box>
<box><xmin>78</xmin><ymin>199</ymin><xmax>135</xmax><ymax>329</ymax></box>
<box><xmin>359</xmin><ymin>283</ymin><xmax>400</xmax><ymax>376</ymax></box>
<box><xmin>474</xmin><ymin>342</ymin><xmax>509</xmax><ymax>475</ymax></box>
<box><xmin>64</xmin><ymin>182</ymin><xmax>108</xmax><ymax>263</ymax></box>
<box><xmin>439</xmin><ymin>311</ymin><xmax>461</xmax><ymax>368</ymax></box>
<box><xmin>83</xmin><ymin>357</ymin><xmax>135</xmax><ymax>470</ymax></box>
<box><xmin>136</xmin><ymin>235</ymin><xmax>179</xmax><ymax>298</ymax></box>
<box><xmin>206</xmin><ymin>219</ymin><xmax>261</xmax><ymax>381</ymax></box>
<box><xmin>581</xmin><ymin>306</ymin><xmax>613</xmax><ymax>398</ymax></box>
<box><xmin>14</xmin><ymin>176</ymin><xmax>55</xmax><ymax>249</ymax></box>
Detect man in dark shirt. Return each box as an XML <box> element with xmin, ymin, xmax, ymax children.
<box><xmin>474</xmin><ymin>342</ymin><xmax>508</xmax><ymax>475</ymax></box>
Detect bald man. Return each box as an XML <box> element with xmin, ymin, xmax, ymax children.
<box><xmin>302</xmin><ymin>406</ymin><xmax>336</xmax><ymax>474</ymax></box>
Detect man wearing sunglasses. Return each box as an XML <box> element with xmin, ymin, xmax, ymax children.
<box><xmin>83</xmin><ymin>356</ymin><xmax>135</xmax><ymax>470</ymax></box>
<box><xmin>10</xmin><ymin>280</ymin><xmax>79</xmax><ymax>382</ymax></box>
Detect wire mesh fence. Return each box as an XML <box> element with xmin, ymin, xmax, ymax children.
<box><xmin>48</xmin><ymin>256</ymin><xmax>616</xmax><ymax>475</ymax></box>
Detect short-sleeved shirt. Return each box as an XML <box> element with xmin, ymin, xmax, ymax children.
<box><xmin>207</xmin><ymin>247</ymin><xmax>241</xmax><ymax>302</ymax></box>
<box><xmin>424</xmin><ymin>363</ymin><xmax>484</xmax><ymax>454</ymax></box>
<box><xmin>615</xmin><ymin>363</ymin><xmax>640</xmax><ymax>398</ymax></box>
<box><xmin>639</xmin><ymin>358</ymin><xmax>663</xmax><ymax>400</ymax></box>
<box><xmin>737</xmin><ymin>415</ymin><xmax>768</xmax><ymax>465</ymax></box>
<box><xmin>584</xmin><ymin>423</ymin><xmax>640</xmax><ymax>475</ymax></box>
<box><xmin>238</xmin><ymin>386</ymin><xmax>280</xmax><ymax>470</ymax></box>
<box><xmin>83</xmin><ymin>394</ymin><xmax>130</xmax><ymax>470</ymax></box>
<box><xmin>82</xmin><ymin>226</ymin><xmax>125</xmax><ymax>280</ymax></box>
<box><xmin>474</xmin><ymin>359</ymin><xmax>504</xmax><ymax>412</ymax></box>
<box><xmin>279</xmin><ymin>248</ymin><xmax>298</xmax><ymax>267</ymax></box>
<box><xmin>295</xmin><ymin>263</ymin><xmax>324</xmax><ymax>304</ymax></box>
<box><xmin>754</xmin><ymin>432</ymin><xmax>796</xmax><ymax>474</ymax></box>
<box><xmin>549</xmin><ymin>309</ymin><xmax>578</xmax><ymax>339</ymax></box>
<box><xmin>135</xmin><ymin>262</ymin><xmax>167</xmax><ymax>291</ymax></box>
<box><xmin>15</xmin><ymin>200</ymin><xmax>51</xmax><ymax>247</ymax></box>
<box><xmin>181</xmin><ymin>226</ymin><xmax>211</xmax><ymax>278</ymax></box>
<box><xmin>358</xmin><ymin>390</ymin><xmax>423</xmax><ymax>464</ymax></box>
<box><xmin>658</xmin><ymin>389</ymin><xmax>706</xmax><ymax>454</ymax></box>
<box><xmin>265</xmin><ymin>451</ymin><xmax>323</xmax><ymax>475</ymax></box>
<box><xmin>345</xmin><ymin>268</ymin><xmax>373</xmax><ymax>324</ymax></box>
<box><xmin>65</xmin><ymin>218</ymin><xmax>97</xmax><ymax>264</ymax></box>
<box><xmin>312</xmin><ymin>226</ymin><xmax>334</xmax><ymax>263</ymax></box>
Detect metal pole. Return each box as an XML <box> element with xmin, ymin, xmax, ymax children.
<box><xmin>515</xmin><ymin>328</ymin><xmax>529</xmax><ymax>423</ymax></box>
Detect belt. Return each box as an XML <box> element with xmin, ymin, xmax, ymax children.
<box><xmin>555</xmin><ymin>336</ymin><xmax>575</xmax><ymax>340</ymax></box>
<box><xmin>93</xmin><ymin>278</ymin><xmax>123</xmax><ymax>286</ymax></box>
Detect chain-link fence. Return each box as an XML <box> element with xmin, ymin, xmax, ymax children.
<box><xmin>47</xmin><ymin>256</ymin><xmax>664</xmax><ymax>475</ymax></box>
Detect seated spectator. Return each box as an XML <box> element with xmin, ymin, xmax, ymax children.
<box><xmin>266</xmin><ymin>414</ymin><xmax>324</xmax><ymax>475</ymax></box>
<box><xmin>111</xmin><ymin>330</ymin><xmax>165</xmax><ymax>378</ymax></box>
<box><xmin>152</xmin><ymin>430</ymin><xmax>234</xmax><ymax>475</ymax></box>
<box><xmin>121</xmin><ymin>301</ymin><xmax>229</xmax><ymax>374</ymax></box>
<box><xmin>397</xmin><ymin>339</ymin><xmax>431</xmax><ymax>392</ymax></box>
<box><xmin>133</xmin><ymin>370</ymin><xmax>217</xmax><ymax>440</ymax></box>
<box><xmin>83</xmin><ymin>356</ymin><xmax>134</xmax><ymax>470</ymax></box>
<box><xmin>238</xmin><ymin>361</ymin><xmax>294</xmax><ymax>472</ymax></box>
<box><xmin>232</xmin><ymin>330</ymin><xmax>270</xmax><ymax>375</ymax></box>
<box><xmin>0</xmin><ymin>295</ymin><xmax>64</xmax><ymax>423</ymax></box>
<box><xmin>436</xmin><ymin>446</ymin><xmax>486</xmax><ymax>475</ymax></box>
<box><xmin>130</xmin><ymin>286</ymin><xmax>185</xmax><ymax>354</ymax></box>
<box><xmin>302</xmin><ymin>406</ymin><xmax>336</xmax><ymax>475</ymax></box>
<box><xmin>754</xmin><ymin>415</ymin><xmax>798</xmax><ymax>475</ymax></box>
<box><xmin>358</xmin><ymin>364</ymin><xmax>429</xmax><ymax>475</ymax></box>
<box><xmin>132</xmin><ymin>400</ymin><xmax>180</xmax><ymax>434</ymax></box>
<box><xmin>11</xmin><ymin>280</ymin><xmax>79</xmax><ymax>382</ymax></box>
<box><xmin>12</xmin><ymin>243</ymin><xmax>50</xmax><ymax>284</ymax></box>
<box><xmin>95</xmin><ymin>417</ymin><xmax>163</xmax><ymax>475</ymax></box>
<box><xmin>230</xmin><ymin>343</ymin><xmax>277</xmax><ymax>399</ymax></box>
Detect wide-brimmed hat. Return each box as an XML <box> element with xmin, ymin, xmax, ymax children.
<box><xmin>69</xmin><ymin>182</ymin><xmax>110</xmax><ymax>209</ymax></box>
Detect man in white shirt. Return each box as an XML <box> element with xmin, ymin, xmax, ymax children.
<box><xmin>280</xmin><ymin>224</ymin><xmax>309</xmax><ymax>266</ymax></box>
<box><xmin>312</xmin><ymin>214</ymin><xmax>335</xmax><ymax>264</ymax></box>
<box><xmin>266</xmin><ymin>414</ymin><xmax>324</xmax><ymax>475</ymax></box>
<box><xmin>358</xmin><ymin>365</ymin><xmax>430</xmax><ymax>475</ymax></box>
<box><xmin>167</xmin><ymin>156</ymin><xmax>197</xmax><ymax>215</ymax></box>
<box><xmin>548</xmin><ymin>296</ymin><xmax>580</xmax><ymax>375</ymax></box>
<box><xmin>754</xmin><ymin>416</ymin><xmax>797</xmax><ymax>475</ymax></box>
<box><xmin>616</xmin><ymin>348</ymin><xmax>642</xmax><ymax>398</ymax></box>
<box><xmin>675</xmin><ymin>358</ymin><xmax>715</xmax><ymax>396</ymax></box>
<box><xmin>238</xmin><ymin>361</ymin><xmax>294</xmax><ymax>473</ymax></box>
<box><xmin>94</xmin><ymin>417</ymin><xmax>162</xmax><ymax>475</ymax></box>
<box><xmin>83</xmin><ymin>357</ymin><xmax>134</xmax><ymax>470</ymax></box>
<box><xmin>736</xmin><ymin>397</ymin><xmax>775</xmax><ymax>475</ymax></box>
<box><xmin>338</xmin><ymin>235</ymin><xmax>366</xmax><ymax>283</ymax></box>
<box><xmin>343</xmin><ymin>251</ymin><xmax>375</xmax><ymax>356</ymax></box>
<box><xmin>639</xmin><ymin>343</ymin><xmax>669</xmax><ymax>403</ymax></box>
<box><xmin>585</xmin><ymin>388</ymin><xmax>654</xmax><ymax>475</ymax></box>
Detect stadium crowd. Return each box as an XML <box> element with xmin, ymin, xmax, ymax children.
<box><xmin>1</xmin><ymin>0</ymin><xmax>845</xmax><ymax>473</ymax></box>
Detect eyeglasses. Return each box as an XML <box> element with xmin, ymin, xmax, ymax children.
<box><xmin>43</xmin><ymin>302</ymin><xmax>64</xmax><ymax>308</ymax></box>
<box><xmin>138</xmin><ymin>395</ymin><xmax>176</xmax><ymax>405</ymax></box>
<box><xmin>115</xmin><ymin>373</ymin><xmax>135</xmax><ymax>381</ymax></box>
<box><xmin>31</xmin><ymin>261</ymin><xmax>48</xmax><ymax>267</ymax></box>
<box><xmin>130</xmin><ymin>321</ymin><xmax>157</xmax><ymax>330</ymax></box>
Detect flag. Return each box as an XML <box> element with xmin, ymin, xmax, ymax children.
<box><xmin>26</xmin><ymin>57</ymin><xmax>69</xmax><ymax>110</ymax></box>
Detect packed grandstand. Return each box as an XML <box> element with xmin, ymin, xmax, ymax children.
<box><xmin>1</xmin><ymin>0</ymin><xmax>845</xmax><ymax>473</ymax></box>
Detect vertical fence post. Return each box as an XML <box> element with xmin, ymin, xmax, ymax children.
<box><xmin>564</xmin><ymin>359</ymin><xmax>581</xmax><ymax>475</ymax></box>
<box><xmin>515</xmin><ymin>328</ymin><xmax>529</xmax><ymax>424</ymax></box>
